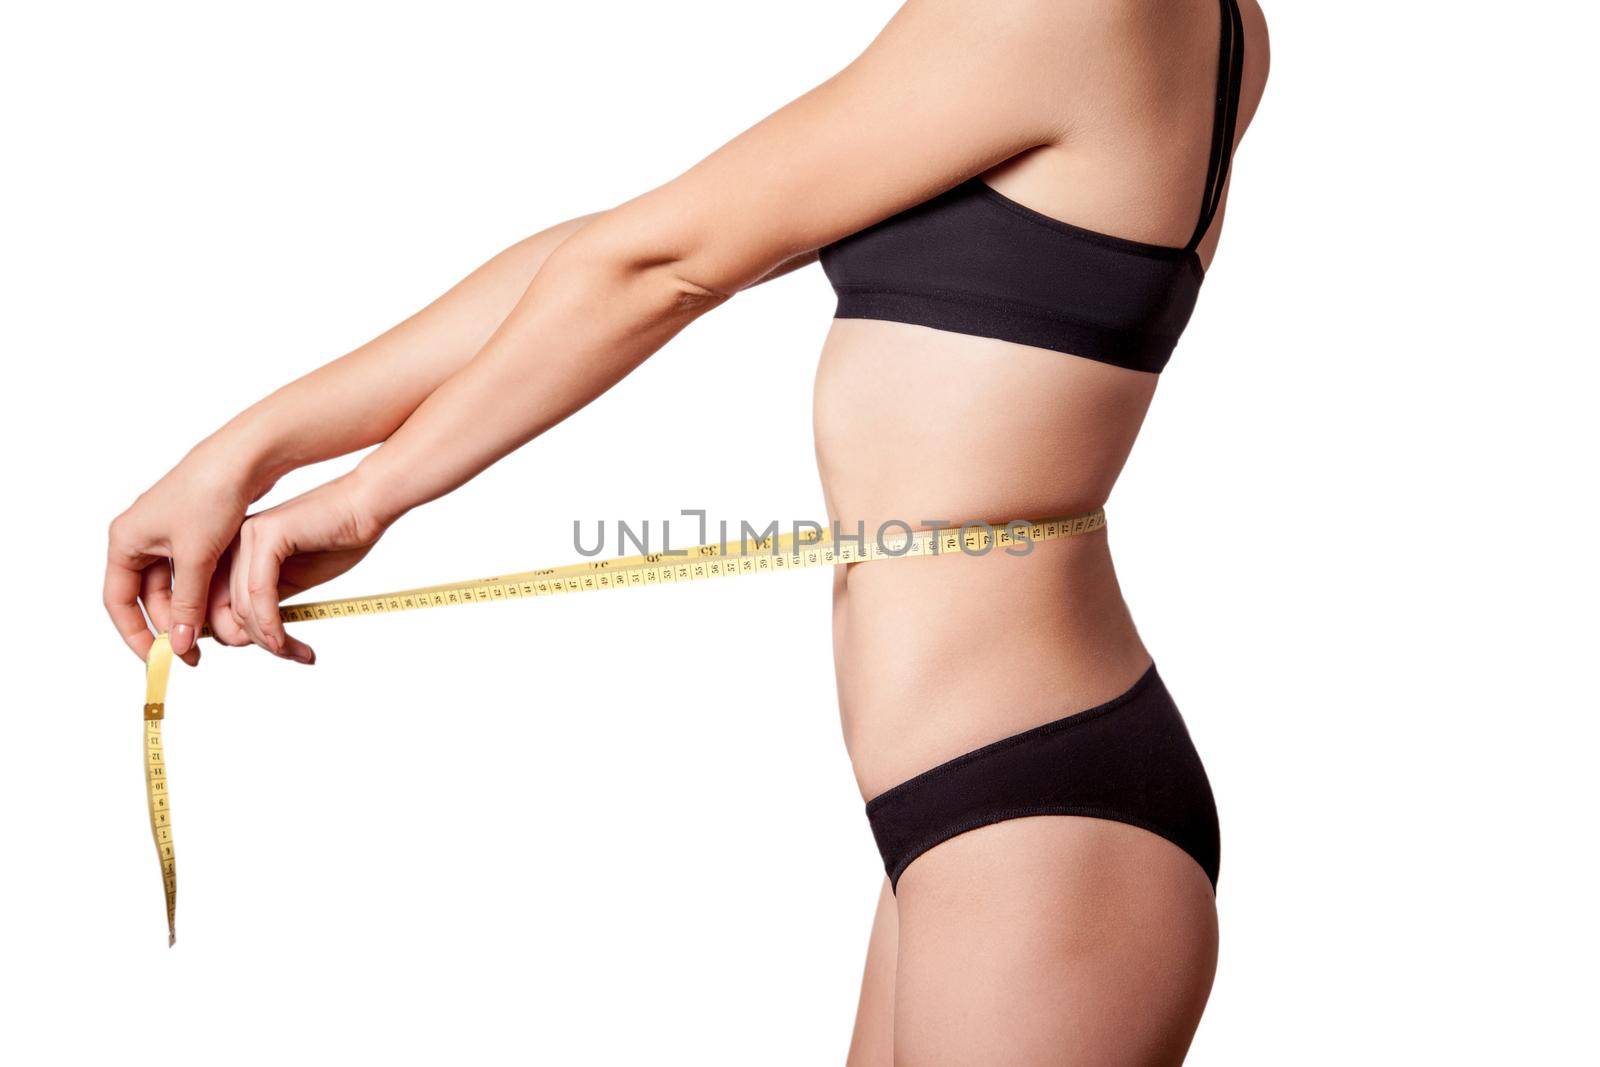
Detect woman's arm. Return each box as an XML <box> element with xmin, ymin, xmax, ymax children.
<box><xmin>225</xmin><ymin>0</ymin><xmax>1093</xmax><ymax>656</ymax></box>
<box><xmin>355</xmin><ymin>0</ymin><xmax>1092</xmax><ymax>520</ymax></box>
<box><xmin>105</xmin><ymin>214</ymin><xmax>596</xmax><ymax>663</ymax></box>
<box><xmin>201</xmin><ymin>214</ymin><xmax>601</xmax><ymax>495</ymax></box>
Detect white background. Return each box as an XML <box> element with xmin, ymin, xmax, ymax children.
<box><xmin>3</xmin><ymin>1</ymin><xmax>1596</xmax><ymax>1063</ymax></box>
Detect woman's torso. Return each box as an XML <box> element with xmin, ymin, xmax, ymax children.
<box><xmin>814</xmin><ymin>0</ymin><xmax>1267</xmax><ymax>799</ymax></box>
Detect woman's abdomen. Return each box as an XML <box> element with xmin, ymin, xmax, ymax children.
<box><xmin>814</xmin><ymin>318</ymin><xmax>1162</xmax><ymax>798</ymax></box>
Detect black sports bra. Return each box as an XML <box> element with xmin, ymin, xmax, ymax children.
<box><xmin>819</xmin><ymin>0</ymin><xmax>1245</xmax><ymax>375</ymax></box>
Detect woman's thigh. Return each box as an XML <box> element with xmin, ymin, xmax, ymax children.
<box><xmin>892</xmin><ymin>816</ymin><xmax>1218</xmax><ymax>1067</ymax></box>
<box><xmin>847</xmin><ymin>879</ymin><xmax>899</xmax><ymax>1067</ymax></box>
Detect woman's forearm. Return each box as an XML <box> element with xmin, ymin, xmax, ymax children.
<box><xmin>346</xmin><ymin>223</ymin><xmax>726</xmax><ymax>527</ymax></box>
<box><xmin>197</xmin><ymin>214</ymin><xmax>599</xmax><ymax>496</ymax></box>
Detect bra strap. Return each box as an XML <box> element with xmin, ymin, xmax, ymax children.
<box><xmin>1186</xmin><ymin>0</ymin><xmax>1246</xmax><ymax>252</ymax></box>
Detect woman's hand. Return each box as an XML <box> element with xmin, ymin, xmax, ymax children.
<box><xmin>104</xmin><ymin>444</ymin><xmax>265</xmax><ymax>667</ymax></box>
<box><xmin>103</xmin><ymin>215</ymin><xmax>599</xmax><ymax>668</ymax></box>
<box><xmin>221</xmin><ymin>472</ymin><xmax>388</xmax><ymax>663</ymax></box>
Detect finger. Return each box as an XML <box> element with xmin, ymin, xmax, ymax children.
<box><xmin>244</xmin><ymin>521</ymin><xmax>296</xmax><ymax>658</ymax></box>
<box><xmin>253</xmin><ymin>547</ymin><xmax>316</xmax><ymax>663</ymax></box>
<box><xmin>277</xmin><ymin>628</ymin><xmax>316</xmax><ymax>664</ymax></box>
<box><xmin>205</xmin><ymin>563</ymin><xmax>252</xmax><ymax>647</ymax></box>
<box><xmin>168</xmin><ymin>541</ymin><xmax>219</xmax><ymax>658</ymax></box>
<box><xmin>104</xmin><ymin>555</ymin><xmax>154</xmax><ymax>662</ymax></box>
<box><xmin>140</xmin><ymin>559</ymin><xmax>172</xmax><ymax>631</ymax></box>
<box><xmin>232</xmin><ymin>519</ymin><xmax>315</xmax><ymax>664</ymax></box>
<box><xmin>210</xmin><ymin>600</ymin><xmax>253</xmax><ymax>647</ymax></box>
<box><xmin>141</xmin><ymin>562</ymin><xmax>199</xmax><ymax>667</ymax></box>
<box><xmin>231</xmin><ymin>520</ymin><xmax>268</xmax><ymax>651</ymax></box>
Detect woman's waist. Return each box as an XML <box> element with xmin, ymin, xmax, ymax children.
<box><xmin>832</xmin><ymin>530</ymin><xmax>1153</xmax><ymax>798</ymax></box>
<box><xmin>813</xmin><ymin>321</ymin><xmax>1162</xmax><ymax>795</ymax></box>
<box><xmin>812</xmin><ymin>317</ymin><xmax>1157</xmax><ymax>522</ymax></box>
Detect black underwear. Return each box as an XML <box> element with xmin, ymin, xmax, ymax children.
<box><xmin>865</xmin><ymin>666</ymin><xmax>1219</xmax><ymax>890</ymax></box>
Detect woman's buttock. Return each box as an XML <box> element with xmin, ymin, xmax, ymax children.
<box><xmin>814</xmin><ymin>318</ymin><xmax>1162</xmax><ymax>799</ymax></box>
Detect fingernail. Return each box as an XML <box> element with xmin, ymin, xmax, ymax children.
<box><xmin>291</xmin><ymin>648</ymin><xmax>315</xmax><ymax>665</ymax></box>
<box><xmin>171</xmin><ymin>623</ymin><xmax>195</xmax><ymax>655</ymax></box>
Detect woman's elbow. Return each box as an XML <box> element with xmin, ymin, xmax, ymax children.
<box><xmin>539</xmin><ymin>218</ymin><xmax>732</xmax><ymax>329</ymax></box>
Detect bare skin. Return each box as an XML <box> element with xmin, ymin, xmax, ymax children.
<box><xmin>838</xmin><ymin>7</ymin><xmax>1268</xmax><ymax>1057</ymax></box>
<box><xmin>106</xmin><ymin>1</ymin><xmax>1268</xmax><ymax>1061</ymax></box>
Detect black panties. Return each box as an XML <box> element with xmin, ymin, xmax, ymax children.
<box><xmin>865</xmin><ymin>666</ymin><xmax>1219</xmax><ymax>890</ymax></box>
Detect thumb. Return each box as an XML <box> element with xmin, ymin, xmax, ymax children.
<box><xmin>169</xmin><ymin>544</ymin><xmax>220</xmax><ymax>656</ymax></box>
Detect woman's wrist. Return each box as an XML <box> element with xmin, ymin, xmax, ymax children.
<box><xmin>199</xmin><ymin>386</ymin><xmax>346</xmax><ymax>500</ymax></box>
<box><xmin>182</xmin><ymin>413</ymin><xmax>288</xmax><ymax>504</ymax></box>
<box><xmin>343</xmin><ymin>453</ymin><xmax>411</xmax><ymax>537</ymax></box>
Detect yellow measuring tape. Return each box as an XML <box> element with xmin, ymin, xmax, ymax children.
<box><xmin>143</xmin><ymin>632</ymin><xmax>176</xmax><ymax>945</ymax></box>
<box><xmin>139</xmin><ymin>509</ymin><xmax>1106</xmax><ymax>943</ymax></box>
